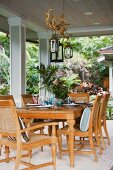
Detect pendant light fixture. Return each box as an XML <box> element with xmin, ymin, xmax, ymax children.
<box><xmin>45</xmin><ymin>0</ymin><xmax>73</xmax><ymax>61</ymax></box>
<box><xmin>50</xmin><ymin>41</ymin><xmax>64</xmax><ymax>62</ymax></box>
<box><xmin>64</xmin><ymin>42</ymin><xmax>73</xmax><ymax>59</ymax></box>
<box><xmin>50</xmin><ymin>34</ymin><xmax>59</xmax><ymax>53</ymax></box>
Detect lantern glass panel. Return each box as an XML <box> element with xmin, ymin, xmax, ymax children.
<box><xmin>50</xmin><ymin>42</ymin><xmax>64</xmax><ymax>62</ymax></box>
<box><xmin>50</xmin><ymin>39</ymin><xmax>59</xmax><ymax>53</ymax></box>
<box><xmin>64</xmin><ymin>45</ymin><xmax>73</xmax><ymax>59</ymax></box>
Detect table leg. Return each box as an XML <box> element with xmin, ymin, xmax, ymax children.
<box><xmin>67</xmin><ymin>119</ymin><xmax>75</xmax><ymax>167</ymax></box>
<box><xmin>0</xmin><ymin>134</ymin><xmax>1</xmax><ymax>155</ymax></box>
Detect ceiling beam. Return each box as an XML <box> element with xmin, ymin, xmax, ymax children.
<box><xmin>0</xmin><ymin>3</ymin><xmax>46</xmax><ymax>33</ymax></box>
<box><xmin>68</xmin><ymin>25</ymin><xmax>113</xmax><ymax>36</ymax></box>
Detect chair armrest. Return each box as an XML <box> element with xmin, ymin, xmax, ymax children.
<box><xmin>20</xmin><ymin>122</ymin><xmax>58</xmax><ymax>133</ymax></box>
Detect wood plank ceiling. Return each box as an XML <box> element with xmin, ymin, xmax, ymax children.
<box><xmin>0</xmin><ymin>0</ymin><xmax>113</xmax><ymax>40</ymax></box>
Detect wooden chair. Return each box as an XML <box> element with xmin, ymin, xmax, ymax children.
<box><xmin>0</xmin><ymin>95</ymin><xmax>33</xmax><ymax>127</ymax></box>
<box><xmin>68</xmin><ymin>92</ymin><xmax>90</xmax><ymax>124</ymax></box>
<box><xmin>68</xmin><ymin>92</ymin><xmax>90</xmax><ymax>103</ymax></box>
<box><xmin>0</xmin><ymin>95</ymin><xmax>16</xmax><ymax>106</ymax></box>
<box><xmin>21</xmin><ymin>94</ymin><xmax>43</xmax><ymax>125</ymax></box>
<box><xmin>98</xmin><ymin>92</ymin><xmax>110</xmax><ymax>149</ymax></box>
<box><xmin>21</xmin><ymin>94</ymin><xmax>35</xmax><ymax>107</ymax></box>
<box><xmin>0</xmin><ymin>95</ymin><xmax>16</xmax><ymax>155</ymax></box>
<box><xmin>0</xmin><ymin>95</ymin><xmax>44</xmax><ymax>151</ymax></box>
<box><xmin>57</xmin><ymin>94</ymin><xmax>102</xmax><ymax>161</ymax></box>
<box><xmin>21</xmin><ymin>93</ymin><xmax>45</xmax><ymax>137</ymax></box>
<box><xmin>21</xmin><ymin>94</ymin><xmax>53</xmax><ymax>137</ymax></box>
<box><xmin>0</xmin><ymin>100</ymin><xmax>57</xmax><ymax>170</ymax></box>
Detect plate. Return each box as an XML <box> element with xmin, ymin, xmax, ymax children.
<box><xmin>63</xmin><ymin>103</ymin><xmax>77</xmax><ymax>108</ymax></box>
<box><xmin>75</xmin><ymin>101</ymin><xmax>86</xmax><ymax>104</ymax></box>
<box><xmin>35</xmin><ymin>105</ymin><xmax>53</xmax><ymax>109</ymax></box>
<box><xmin>26</xmin><ymin>103</ymin><xmax>40</xmax><ymax>106</ymax></box>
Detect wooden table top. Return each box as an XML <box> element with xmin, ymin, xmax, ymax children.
<box><xmin>17</xmin><ymin>106</ymin><xmax>83</xmax><ymax>120</ymax></box>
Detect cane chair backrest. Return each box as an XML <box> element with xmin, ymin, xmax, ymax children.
<box><xmin>0</xmin><ymin>100</ymin><xmax>19</xmax><ymax>135</ymax></box>
<box><xmin>89</xmin><ymin>94</ymin><xmax>102</xmax><ymax>131</ymax></box>
<box><xmin>99</xmin><ymin>92</ymin><xmax>110</xmax><ymax>121</ymax></box>
<box><xmin>69</xmin><ymin>92</ymin><xmax>90</xmax><ymax>103</ymax></box>
<box><xmin>21</xmin><ymin>94</ymin><xmax>34</xmax><ymax>107</ymax></box>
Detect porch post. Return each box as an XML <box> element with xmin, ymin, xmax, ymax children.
<box><xmin>8</xmin><ymin>17</ymin><xmax>26</xmax><ymax>106</ymax></box>
<box><xmin>38</xmin><ymin>32</ymin><xmax>51</xmax><ymax>97</ymax></box>
<box><xmin>109</xmin><ymin>63</ymin><xmax>113</xmax><ymax>96</ymax></box>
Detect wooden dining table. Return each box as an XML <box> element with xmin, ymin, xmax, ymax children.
<box><xmin>17</xmin><ymin>106</ymin><xmax>83</xmax><ymax>167</ymax></box>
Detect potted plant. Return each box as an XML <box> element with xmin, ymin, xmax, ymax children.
<box><xmin>37</xmin><ymin>63</ymin><xmax>81</xmax><ymax>101</ymax></box>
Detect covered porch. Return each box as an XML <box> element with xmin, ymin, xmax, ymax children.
<box><xmin>0</xmin><ymin>0</ymin><xmax>113</xmax><ymax>105</ymax></box>
<box><xmin>0</xmin><ymin>1</ymin><xmax>113</xmax><ymax>169</ymax></box>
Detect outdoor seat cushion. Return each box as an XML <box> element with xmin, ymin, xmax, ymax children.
<box><xmin>80</xmin><ymin>107</ymin><xmax>91</xmax><ymax>132</ymax></box>
<box><xmin>18</xmin><ymin>117</ymin><xmax>29</xmax><ymax>142</ymax></box>
<box><xmin>8</xmin><ymin>117</ymin><xmax>29</xmax><ymax>142</ymax></box>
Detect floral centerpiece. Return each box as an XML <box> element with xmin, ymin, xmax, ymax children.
<box><xmin>37</xmin><ymin>63</ymin><xmax>81</xmax><ymax>100</ymax></box>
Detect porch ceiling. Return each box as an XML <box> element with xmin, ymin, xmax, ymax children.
<box><xmin>0</xmin><ymin>0</ymin><xmax>113</xmax><ymax>41</ymax></box>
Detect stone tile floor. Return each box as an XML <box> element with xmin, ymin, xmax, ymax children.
<box><xmin>0</xmin><ymin>120</ymin><xmax>113</xmax><ymax>170</ymax></box>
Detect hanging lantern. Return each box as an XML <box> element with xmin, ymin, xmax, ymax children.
<box><xmin>50</xmin><ymin>34</ymin><xmax>59</xmax><ymax>53</ymax></box>
<box><xmin>64</xmin><ymin>43</ymin><xmax>73</xmax><ymax>59</ymax></box>
<box><xmin>50</xmin><ymin>42</ymin><xmax>64</xmax><ymax>62</ymax></box>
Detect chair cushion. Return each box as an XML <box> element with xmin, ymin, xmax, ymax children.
<box><xmin>8</xmin><ymin>117</ymin><xmax>29</xmax><ymax>142</ymax></box>
<box><xmin>80</xmin><ymin>107</ymin><xmax>91</xmax><ymax>132</ymax></box>
<box><xmin>18</xmin><ymin>117</ymin><xmax>29</xmax><ymax>142</ymax></box>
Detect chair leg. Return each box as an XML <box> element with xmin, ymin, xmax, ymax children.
<box><xmin>28</xmin><ymin>150</ymin><xmax>32</xmax><ymax>159</ymax></box>
<box><xmin>66</xmin><ymin>135</ymin><xmax>69</xmax><ymax>151</ymax></box>
<box><xmin>4</xmin><ymin>146</ymin><xmax>10</xmax><ymax>163</ymax></box>
<box><xmin>15</xmin><ymin>144</ymin><xmax>22</xmax><ymax>170</ymax></box>
<box><xmin>48</xmin><ymin>125</ymin><xmax>58</xmax><ymax>136</ymax></box>
<box><xmin>51</xmin><ymin>143</ymin><xmax>56</xmax><ymax>170</ymax></box>
<box><xmin>56</xmin><ymin>125</ymin><xmax>59</xmax><ymax>136</ymax></box>
<box><xmin>0</xmin><ymin>134</ymin><xmax>2</xmax><ymax>155</ymax></box>
<box><xmin>48</xmin><ymin>126</ymin><xmax>52</xmax><ymax>136</ymax></box>
<box><xmin>0</xmin><ymin>145</ymin><xmax>1</xmax><ymax>155</ymax></box>
<box><xmin>58</xmin><ymin>132</ymin><xmax>62</xmax><ymax>159</ymax></box>
<box><xmin>99</xmin><ymin>125</ymin><xmax>106</xmax><ymax>150</ymax></box>
<box><xmin>103</xmin><ymin>120</ymin><xmax>110</xmax><ymax>145</ymax></box>
<box><xmin>89</xmin><ymin>134</ymin><xmax>97</xmax><ymax>161</ymax></box>
<box><xmin>94</xmin><ymin>131</ymin><xmax>102</xmax><ymax>155</ymax></box>
<box><xmin>40</xmin><ymin>128</ymin><xmax>44</xmax><ymax>151</ymax></box>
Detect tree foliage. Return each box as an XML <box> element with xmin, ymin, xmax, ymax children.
<box><xmin>26</xmin><ymin>42</ymin><xmax>39</xmax><ymax>94</ymax></box>
<box><xmin>0</xmin><ymin>33</ymin><xmax>39</xmax><ymax>95</ymax></box>
<box><xmin>65</xmin><ymin>36</ymin><xmax>113</xmax><ymax>87</ymax></box>
<box><xmin>0</xmin><ymin>32</ymin><xmax>113</xmax><ymax>95</ymax></box>
<box><xmin>0</xmin><ymin>33</ymin><xmax>10</xmax><ymax>94</ymax></box>
<box><xmin>71</xmin><ymin>36</ymin><xmax>113</xmax><ymax>59</ymax></box>
<box><xmin>0</xmin><ymin>32</ymin><xmax>10</xmax><ymax>57</ymax></box>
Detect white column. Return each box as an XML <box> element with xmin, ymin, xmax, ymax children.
<box><xmin>109</xmin><ymin>62</ymin><xmax>113</xmax><ymax>96</ymax></box>
<box><xmin>38</xmin><ymin>32</ymin><xmax>51</xmax><ymax>97</ymax></box>
<box><xmin>38</xmin><ymin>32</ymin><xmax>51</xmax><ymax>66</ymax></box>
<box><xmin>8</xmin><ymin>17</ymin><xmax>26</xmax><ymax>106</ymax></box>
